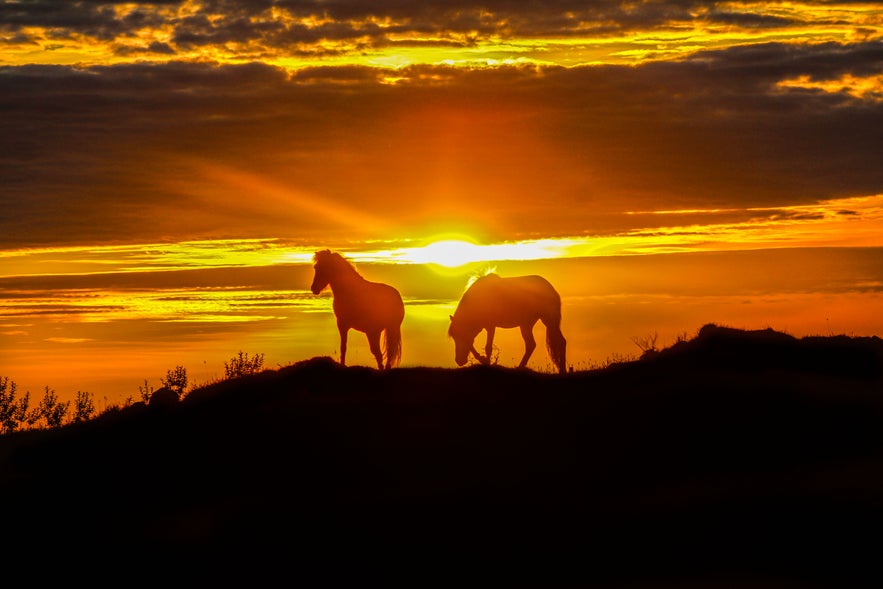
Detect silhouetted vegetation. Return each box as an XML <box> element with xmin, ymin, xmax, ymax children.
<box><xmin>1</xmin><ymin>352</ymin><xmax>273</xmax><ymax>436</ymax></box>
<box><xmin>630</xmin><ymin>330</ymin><xmax>659</xmax><ymax>357</ymax></box>
<box><xmin>3</xmin><ymin>324</ymin><xmax>883</xmax><ymax>585</ymax></box>
<box><xmin>224</xmin><ymin>350</ymin><xmax>265</xmax><ymax>379</ymax></box>
<box><xmin>0</xmin><ymin>378</ymin><xmax>96</xmax><ymax>432</ymax></box>
<box><xmin>71</xmin><ymin>391</ymin><xmax>95</xmax><ymax>423</ymax></box>
<box><xmin>137</xmin><ymin>378</ymin><xmax>154</xmax><ymax>404</ymax></box>
<box><xmin>0</xmin><ymin>376</ymin><xmax>29</xmax><ymax>434</ymax></box>
<box><xmin>33</xmin><ymin>386</ymin><xmax>68</xmax><ymax>428</ymax></box>
<box><xmin>161</xmin><ymin>364</ymin><xmax>188</xmax><ymax>397</ymax></box>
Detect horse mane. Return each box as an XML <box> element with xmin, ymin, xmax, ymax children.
<box><xmin>314</xmin><ymin>249</ymin><xmax>361</xmax><ymax>278</ymax></box>
<box><xmin>465</xmin><ymin>270</ymin><xmax>500</xmax><ymax>291</ymax></box>
<box><xmin>449</xmin><ymin>272</ymin><xmax>501</xmax><ymax>338</ymax></box>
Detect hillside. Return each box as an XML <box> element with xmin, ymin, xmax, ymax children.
<box><xmin>3</xmin><ymin>324</ymin><xmax>883</xmax><ymax>585</ymax></box>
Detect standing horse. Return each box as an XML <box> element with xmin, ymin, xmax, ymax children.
<box><xmin>311</xmin><ymin>249</ymin><xmax>404</xmax><ymax>370</ymax></box>
<box><xmin>448</xmin><ymin>273</ymin><xmax>567</xmax><ymax>374</ymax></box>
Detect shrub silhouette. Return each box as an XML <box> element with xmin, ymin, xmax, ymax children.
<box><xmin>138</xmin><ymin>379</ymin><xmax>154</xmax><ymax>404</ymax></box>
<box><xmin>631</xmin><ymin>331</ymin><xmax>659</xmax><ymax>358</ymax></box>
<box><xmin>32</xmin><ymin>386</ymin><xmax>69</xmax><ymax>429</ymax></box>
<box><xmin>224</xmin><ymin>351</ymin><xmax>265</xmax><ymax>379</ymax></box>
<box><xmin>71</xmin><ymin>391</ymin><xmax>95</xmax><ymax>423</ymax></box>
<box><xmin>0</xmin><ymin>377</ymin><xmax>31</xmax><ymax>434</ymax></box>
<box><xmin>162</xmin><ymin>365</ymin><xmax>188</xmax><ymax>397</ymax></box>
<box><xmin>2</xmin><ymin>378</ymin><xmax>96</xmax><ymax>432</ymax></box>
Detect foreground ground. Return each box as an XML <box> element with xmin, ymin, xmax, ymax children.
<box><xmin>3</xmin><ymin>324</ymin><xmax>883</xmax><ymax>586</ymax></box>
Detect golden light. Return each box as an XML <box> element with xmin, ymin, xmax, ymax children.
<box><xmin>372</xmin><ymin>237</ymin><xmax>581</xmax><ymax>267</ymax></box>
<box><xmin>777</xmin><ymin>73</ymin><xmax>883</xmax><ymax>102</ymax></box>
<box><xmin>403</xmin><ymin>240</ymin><xmax>487</xmax><ymax>267</ymax></box>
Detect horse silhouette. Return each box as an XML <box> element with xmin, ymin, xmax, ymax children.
<box><xmin>448</xmin><ymin>273</ymin><xmax>567</xmax><ymax>373</ymax></box>
<box><xmin>311</xmin><ymin>249</ymin><xmax>404</xmax><ymax>370</ymax></box>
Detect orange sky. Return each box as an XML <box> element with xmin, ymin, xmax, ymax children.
<box><xmin>2</xmin><ymin>0</ymin><xmax>883</xmax><ymax>405</ymax></box>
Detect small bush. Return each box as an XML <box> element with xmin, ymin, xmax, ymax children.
<box><xmin>71</xmin><ymin>391</ymin><xmax>95</xmax><ymax>423</ymax></box>
<box><xmin>0</xmin><ymin>377</ymin><xmax>31</xmax><ymax>434</ymax></box>
<box><xmin>162</xmin><ymin>366</ymin><xmax>188</xmax><ymax>397</ymax></box>
<box><xmin>631</xmin><ymin>332</ymin><xmax>659</xmax><ymax>357</ymax></box>
<box><xmin>224</xmin><ymin>351</ymin><xmax>265</xmax><ymax>379</ymax></box>
<box><xmin>138</xmin><ymin>379</ymin><xmax>154</xmax><ymax>404</ymax></box>
<box><xmin>33</xmin><ymin>386</ymin><xmax>69</xmax><ymax>429</ymax></box>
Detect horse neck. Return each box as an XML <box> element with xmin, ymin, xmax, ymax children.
<box><xmin>454</xmin><ymin>295</ymin><xmax>480</xmax><ymax>326</ymax></box>
<box><xmin>456</xmin><ymin>280</ymin><xmax>497</xmax><ymax>324</ymax></box>
<box><xmin>326</xmin><ymin>264</ymin><xmax>365</xmax><ymax>295</ymax></box>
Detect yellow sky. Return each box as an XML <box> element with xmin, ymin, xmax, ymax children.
<box><xmin>4</xmin><ymin>243</ymin><xmax>883</xmax><ymax>406</ymax></box>
<box><xmin>0</xmin><ymin>192</ymin><xmax>880</xmax><ymax>283</ymax></box>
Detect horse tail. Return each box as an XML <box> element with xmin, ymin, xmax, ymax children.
<box><xmin>383</xmin><ymin>321</ymin><xmax>402</xmax><ymax>369</ymax></box>
<box><xmin>545</xmin><ymin>306</ymin><xmax>567</xmax><ymax>374</ymax></box>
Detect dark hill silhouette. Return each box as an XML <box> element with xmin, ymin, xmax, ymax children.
<box><xmin>3</xmin><ymin>324</ymin><xmax>883</xmax><ymax>586</ymax></box>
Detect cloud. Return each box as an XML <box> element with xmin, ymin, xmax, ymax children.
<box><xmin>0</xmin><ymin>0</ymin><xmax>173</xmax><ymax>41</ymax></box>
<box><xmin>1</xmin><ymin>40</ymin><xmax>882</xmax><ymax>248</ymax></box>
<box><xmin>3</xmin><ymin>0</ymin><xmax>880</xmax><ymax>61</ymax></box>
<box><xmin>113</xmin><ymin>40</ymin><xmax>177</xmax><ymax>56</ymax></box>
<box><xmin>704</xmin><ymin>9</ymin><xmax>795</xmax><ymax>28</ymax></box>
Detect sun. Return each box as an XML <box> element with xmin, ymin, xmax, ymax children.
<box><xmin>390</xmin><ymin>235</ymin><xmax>580</xmax><ymax>267</ymax></box>
<box><xmin>404</xmin><ymin>239</ymin><xmax>487</xmax><ymax>267</ymax></box>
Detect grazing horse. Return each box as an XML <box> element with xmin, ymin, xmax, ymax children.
<box><xmin>448</xmin><ymin>273</ymin><xmax>567</xmax><ymax>374</ymax></box>
<box><xmin>311</xmin><ymin>249</ymin><xmax>404</xmax><ymax>370</ymax></box>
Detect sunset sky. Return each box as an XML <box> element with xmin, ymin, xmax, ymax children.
<box><xmin>2</xmin><ymin>0</ymin><xmax>883</xmax><ymax>405</ymax></box>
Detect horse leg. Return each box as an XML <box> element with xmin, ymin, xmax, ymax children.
<box><xmin>483</xmin><ymin>326</ymin><xmax>496</xmax><ymax>364</ymax></box>
<box><xmin>518</xmin><ymin>323</ymin><xmax>536</xmax><ymax>369</ymax></box>
<box><xmin>469</xmin><ymin>344</ymin><xmax>486</xmax><ymax>364</ymax></box>
<box><xmin>367</xmin><ymin>330</ymin><xmax>384</xmax><ymax>370</ymax></box>
<box><xmin>337</xmin><ymin>322</ymin><xmax>349</xmax><ymax>366</ymax></box>
<box><xmin>469</xmin><ymin>328</ymin><xmax>492</xmax><ymax>365</ymax></box>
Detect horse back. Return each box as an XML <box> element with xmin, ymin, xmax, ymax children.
<box><xmin>504</xmin><ymin>275</ymin><xmax>560</xmax><ymax>310</ymax></box>
<box><xmin>464</xmin><ymin>274</ymin><xmax>560</xmax><ymax>327</ymax></box>
<box><xmin>333</xmin><ymin>279</ymin><xmax>404</xmax><ymax>330</ymax></box>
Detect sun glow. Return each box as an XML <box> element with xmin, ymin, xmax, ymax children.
<box><xmin>4</xmin><ymin>193</ymin><xmax>883</xmax><ymax>281</ymax></box>
<box><xmin>399</xmin><ymin>240</ymin><xmax>491</xmax><ymax>267</ymax></box>
<box><xmin>352</xmin><ymin>238</ymin><xmax>582</xmax><ymax>268</ymax></box>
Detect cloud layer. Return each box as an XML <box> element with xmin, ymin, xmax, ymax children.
<box><xmin>1</xmin><ymin>2</ymin><xmax>882</xmax><ymax>248</ymax></box>
<box><xmin>2</xmin><ymin>37</ymin><xmax>883</xmax><ymax>248</ymax></box>
<box><xmin>3</xmin><ymin>1</ymin><xmax>879</xmax><ymax>59</ymax></box>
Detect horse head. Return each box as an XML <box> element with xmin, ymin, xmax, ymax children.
<box><xmin>310</xmin><ymin>249</ymin><xmax>334</xmax><ymax>294</ymax></box>
<box><xmin>448</xmin><ymin>314</ymin><xmax>481</xmax><ymax>367</ymax></box>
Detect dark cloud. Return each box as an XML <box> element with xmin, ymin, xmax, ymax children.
<box><xmin>113</xmin><ymin>40</ymin><xmax>177</xmax><ymax>56</ymax></box>
<box><xmin>3</xmin><ymin>0</ymin><xmax>877</xmax><ymax>54</ymax></box>
<box><xmin>0</xmin><ymin>0</ymin><xmax>171</xmax><ymax>41</ymax></box>
<box><xmin>705</xmin><ymin>10</ymin><xmax>795</xmax><ymax>28</ymax></box>
<box><xmin>1</xmin><ymin>41</ymin><xmax>882</xmax><ymax>248</ymax></box>
<box><xmin>528</xmin><ymin>41</ymin><xmax>883</xmax><ymax>208</ymax></box>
